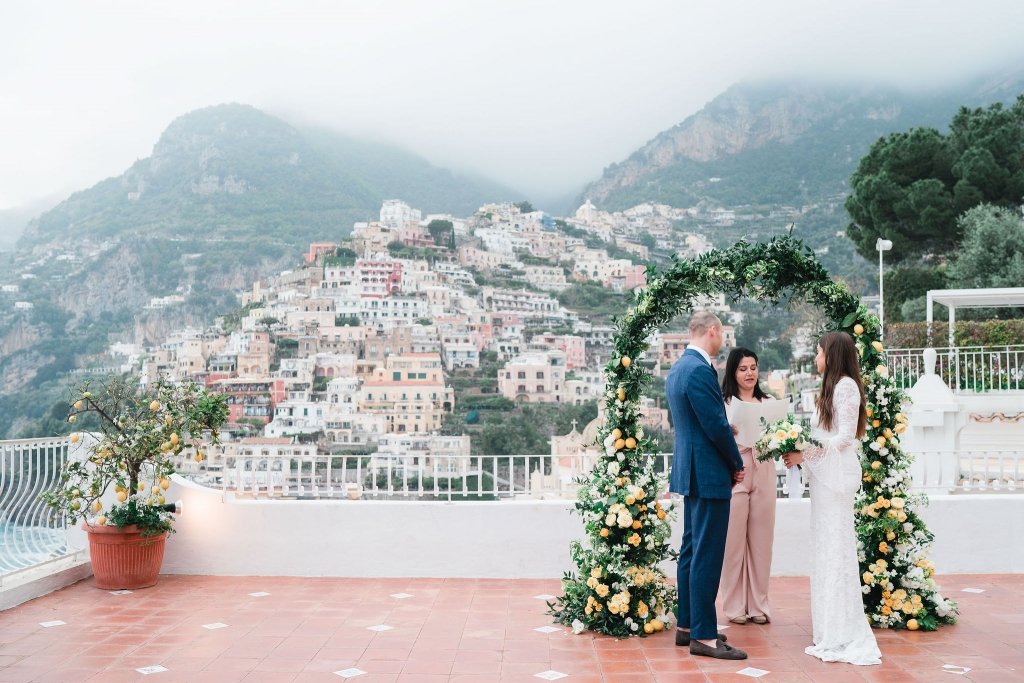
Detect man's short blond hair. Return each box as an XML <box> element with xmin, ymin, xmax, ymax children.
<box><xmin>688</xmin><ymin>310</ymin><xmax>722</xmax><ymax>337</ymax></box>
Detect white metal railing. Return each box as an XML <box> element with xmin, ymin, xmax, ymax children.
<box><xmin>187</xmin><ymin>450</ymin><xmax>1024</xmax><ymax>500</ymax></box>
<box><xmin>185</xmin><ymin>453</ymin><xmax>810</xmax><ymax>501</ymax></box>
<box><xmin>0</xmin><ymin>437</ymin><xmax>73</xmax><ymax>574</ymax></box>
<box><xmin>887</xmin><ymin>345</ymin><xmax>1024</xmax><ymax>392</ymax></box>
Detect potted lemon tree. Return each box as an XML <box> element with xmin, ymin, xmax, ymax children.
<box><xmin>42</xmin><ymin>377</ymin><xmax>228</xmax><ymax>589</ymax></box>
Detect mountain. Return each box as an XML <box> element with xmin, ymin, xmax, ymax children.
<box><xmin>0</xmin><ymin>195</ymin><xmax>63</xmax><ymax>251</ymax></box>
<box><xmin>23</xmin><ymin>103</ymin><xmax>517</xmax><ymax>247</ymax></box>
<box><xmin>0</xmin><ymin>104</ymin><xmax>519</xmax><ymax>438</ymax></box>
<box><xmin>581</xmin><ymin>74</ymin><xmax>1024</xmax><ymax>211</ymax></box>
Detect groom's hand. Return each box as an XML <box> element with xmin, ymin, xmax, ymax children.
<box><xmin>732</xmin><ymin>469</ymin><xmax>745</xmax><ymax>483</ymax></box>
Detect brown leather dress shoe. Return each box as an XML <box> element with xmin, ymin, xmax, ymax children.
<box><xmin>689</xmin><ymin>637</ymin><xmax>748</xmax><ymax>660</ymax></box>
<box><xmin>675</xmin><ymin>630</ymin><xmax>728</xmax><ymax>647</ymax></box>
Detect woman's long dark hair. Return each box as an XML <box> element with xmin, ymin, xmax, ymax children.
<box><xmin>816</xmin><ymin>331</ymin><xmax>867</xmax><ymax>438</ymax></box>
<box><xmin>721</xmin><ymin>347</ymin><xmax>769</xmax><ymax>403</ymax></box>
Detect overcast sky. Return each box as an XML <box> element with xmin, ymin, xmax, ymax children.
<box><xmin>2</xmin><ymin>0</ymin><xmax>1023</xmax><ymax>211</ymax></box>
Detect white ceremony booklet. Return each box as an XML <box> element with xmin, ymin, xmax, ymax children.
<box><xmin>729</xmin><ymin>398</ymin><xmax>790</xmax><ymax>448</ymax></box>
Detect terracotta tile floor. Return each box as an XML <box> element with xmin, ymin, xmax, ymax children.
<box><xmin>1</xmin><ymin>574</ymin><xmax>1021</xmax><ymax>682</ymax></box>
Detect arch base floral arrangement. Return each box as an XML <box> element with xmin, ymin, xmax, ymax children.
<box><xmin>548</xmin><ymin>236</ymin><xmax>958</xmax><ymax>636</ymax></box>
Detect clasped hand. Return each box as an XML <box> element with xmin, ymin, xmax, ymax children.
<box><xmin>782</xmin><ymin>451</ymin><xmax>804</xmax><ymax>468</ymax></box>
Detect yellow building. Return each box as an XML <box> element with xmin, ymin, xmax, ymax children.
<box><xmin>358</xmin><ymin>353</ymin><xmax>454</xmax><ymax>434</ymax></box>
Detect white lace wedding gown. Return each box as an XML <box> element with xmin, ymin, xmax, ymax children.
<box><xmin>801</xmin><ymin>376</ymin><xmax>882</xmax><ymax>665</ymax></box>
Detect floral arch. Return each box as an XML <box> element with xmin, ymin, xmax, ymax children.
<box><xmin>549</xmin><ymin>236</ymin><xmax>958</xmax><ymax>636</ymax></box>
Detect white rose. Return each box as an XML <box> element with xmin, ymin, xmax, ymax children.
<box><xmin>572</xmin><ymin>619</ymin><xmax>586</xmax><ymax>634</ymax></box>
<box><xmin>608</xmin><ymin>462</ymin><xmax>620</xmax><ymax>477</ymax></box>
<box><xmin>617</xmin><ymin>452</ymin><xmax>625</xmax><ymax>462</ymax></box>
<box><xmin>605</xmin><ymin>514</ymin><xmax>616</xmax><ymax>526</ymax></box>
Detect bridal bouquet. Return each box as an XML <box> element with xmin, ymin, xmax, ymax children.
<box><xmin>754</xmin><ymin>414</ymin><xmax>820</xmax><ymax>463</ymax></box>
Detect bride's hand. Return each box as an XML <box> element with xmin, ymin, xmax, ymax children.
<box><xmin>782</xmin><ymin>452</ymin><xmax>803</xmax><ymax>467</ymax></box>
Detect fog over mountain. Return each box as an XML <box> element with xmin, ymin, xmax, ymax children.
<box><xmin>3</xmin><ymin>1</ymin><xmax>1024</xmax><ymax>213</ymax></box>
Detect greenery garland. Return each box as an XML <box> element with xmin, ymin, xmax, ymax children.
<box><xmin>549</xmin><ymin>235</ymin><xmax>958</xmax><ymax>636</ymax></box>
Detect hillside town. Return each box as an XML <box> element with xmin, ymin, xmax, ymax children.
<box><xmin>15</xmin><ymin>200</ymin><xmax>770</xmax><ymax>488</ymax></box>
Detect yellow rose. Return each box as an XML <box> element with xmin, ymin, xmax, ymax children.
<box><xmin>890</xmin><ymin>497</ymin><xmax>905</xmax><ymax>509</ymax></box>
<box><xmin>854</xmin><ymin>324</ymin><xmax>865</xmax><ymax>335</ymax></box>
<box><xmin>866</xmin><ymin>406</ymin><xmax>874</xmax><ymax>417</ymax></box>
<box><xmin>878</xmin><ymin>541</ymin><xmax>890</xmax><ymax>553</ymax></box>
<box><xmin>628</xmin><ymin>533</ymin><xmax>641</xmax><ymax>547</ymax></box>
<box><xmin>587</xmin><ymin>577</ymin><xmax>598</xmax><ymax>589</ymax></box>
<box><xmin>895</xmin><ymin>423</ymin><xmax>906</xmax><ymax>434</ymax></box>
<box><xmin>886</xmin><ymin>531</ymin><xmax>896</xmax><ymax>541</ymax></box>
<box><xmin>149</xmin><ymin>400</ymin><xmax>160</xmax><ymax>411</ymax></box>
<box><xmin>863</xmin><ymin>572</ymin><xmax>875</xmax><ymax>585</ymax></box>
<box><xmin>876</xmin><ymin>364</ymin><xmax>889</xmax><ymax>378</ymax></box>
<box><xmin>591</xmin><ymin>566</ymin><xmax>603</xmax><ymax>578</ymax></box>
<box><xmin>625</xmin><ymin>496</ymin><xmax>636</xmax><ymax>505</ymax></box>
<box><xmin>870</xmin><ymin>461</ymin><xmax>881</xmax><ymax>470</ymax></box>
<box><xmin>600</xmin><ymin>528</ymin><xmax>609</xmax><ymax>537</ymax></box>
<box><xmin>872</xmin><ymin>419</ymin><xmax>881</xmax><ymax>428</ymax></box>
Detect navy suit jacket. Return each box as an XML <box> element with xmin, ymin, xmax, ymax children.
<box><xmin>667</xmin><ymin>347</ymin><xmax>744</xmax><ymax>499</ymax></box>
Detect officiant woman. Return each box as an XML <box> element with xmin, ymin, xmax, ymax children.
<box><xmin>720</xmin><ymin>347</ymin><xmax>778</xmax><ymax>625</ymax></box>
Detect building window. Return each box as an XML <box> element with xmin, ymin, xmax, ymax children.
<box><xmin>517</xmin><ymin>371</ymin><xmax>526</xmax><ymax>379</ymax></box>
<box><xmin>536</xmin><ymin>371</ymin><xmax>544</xmax><ymax>379</ymax></box>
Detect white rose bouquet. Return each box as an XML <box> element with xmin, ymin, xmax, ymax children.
<box><xmin>754</xmin><ymin>414</ymin><xmax>820</xmax><ymax>463</ymax></box>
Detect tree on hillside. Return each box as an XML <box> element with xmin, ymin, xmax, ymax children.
<box><xmin>427</xmin><ymin>219</ymin><xmax>454</xmax><ymax>249</ymax></box>
<box><xmin>947</xmin><ymin>204</ymin><xmax>1024</xmax><ymax>292</ymax></box>
<box><xmin>845</xmin><ymin>95</ymin><xmax>1024</xmax><ymax>263</ymax></box>
<box><xmin>883</xmin><ymin>265</ymin><xmax>947</xmax><ymax>323</ymax></box>
<box><xmin>514</xmin><ymin>201</ymin><xmax>535</xmax><ymax>214</ymax></box>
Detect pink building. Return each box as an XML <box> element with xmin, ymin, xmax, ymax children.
<box><xmin>533</xmin><ymin>334</ymin><xmax>586</xmax><ymax>370</ymax></box>
<box><xmin>304</xmin><ymin>242</ymin><xmax>338</xmax><ymax>264</ymax></box>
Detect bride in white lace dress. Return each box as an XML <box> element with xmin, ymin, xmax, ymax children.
<box><xmin>783</xmin><ymin>331</ymin><xmax>881</xmax><ymax>666</ymax></box>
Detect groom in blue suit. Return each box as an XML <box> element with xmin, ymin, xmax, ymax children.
<box><xmin>667</xmin><ymin>311</ymin><xmax>748</xmax><ymax>660</ymax></box>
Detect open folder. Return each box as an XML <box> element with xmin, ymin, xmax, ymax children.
<box><xmin>728</xmin><ymin>398</ymin><xmax>790</xmax><ymax>448</ymax></box>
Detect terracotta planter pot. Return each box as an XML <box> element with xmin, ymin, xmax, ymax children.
<box><xmin>83</xmin><ymin>523</ymin><xmax>168</xmax><ymax>590</ymax></box>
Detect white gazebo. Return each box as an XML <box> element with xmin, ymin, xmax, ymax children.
<box><xmin>926</xmin><ymin>287</ymin><xmax>1024</xmax><ymax>347</ymax></box>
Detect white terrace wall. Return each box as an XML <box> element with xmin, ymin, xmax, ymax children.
<box><xmin>161</xmin><ymin>477</ymin><xmax>1023</xmax><ymax>579</ymax></box>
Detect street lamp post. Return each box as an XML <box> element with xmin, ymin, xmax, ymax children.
<box><xmin>876</xmin><ymin>238</ymin><xmax>893</xmax><ymax>341</ymax></box>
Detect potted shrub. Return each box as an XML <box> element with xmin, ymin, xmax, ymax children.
<box><xmin>42</xmin><ymin>377</ymin><xmax>228</xmax><ymax>589</ymax></box>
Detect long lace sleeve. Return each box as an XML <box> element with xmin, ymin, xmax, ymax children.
<box><xmin>802</xmin><ymin>377</ymin><xmax>862</xmax><ymax>494</ymax></box>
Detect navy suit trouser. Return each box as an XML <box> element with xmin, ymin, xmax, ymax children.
<box><xmin>677</xmin><ymin>494</ymin><xmax>731</xmax><ymax>640</ymax></box>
